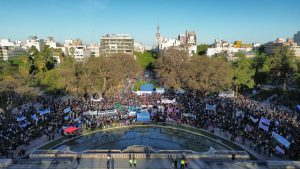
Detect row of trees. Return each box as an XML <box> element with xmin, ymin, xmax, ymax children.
<box><xmin>40</xmin><ymin>54</ymin><xmax>141</xmax><ymax>96</ymax></box>
<box><xmin>0</xmin><ymin>46</ymin><xmax>141</xmax><ymax>113</ymax></box>
<box><xmin>156</xmin><ymin>46</ymin><xmax>300</xmax><ymax>94</ymax></box>
<box><xmin>156</xmin><ymin>49</ymin><xmax>233</xmax><ymax>93</ymax></box>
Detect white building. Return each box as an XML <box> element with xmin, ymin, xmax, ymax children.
<box><xmin>291</xmin><ymin>44</ymin><xmax>300</xmax><ymax>58</ymax></box>
<box><xmin>25</xmin><ymin>36</ymin><xmax>45</xmax><ymax>52</ymax></box>
<box><xmin>100</xmin><ymin>34</ymin><xmax>134</xmax><ymax>55</ymax></box>
<box><xmin>206</xmin><ymin>39</ymin><xmax>252</xmax><ymax>57</ymax></box>
<box><xmin>159</xmin><ymin>38</ymin><xmax>182</xmax><ymax>50</ymax></box>
<box><xmin>134</xmin><ymin>42</ymin><xmax>145</xmax><ymax>53</ymax></box>
<box><xmin>156</xmin><ymin>26</ymin><xmax>197</xmax><ymax>56</ymax></box>
<box><xmin>88</xmin><ymin>43</ymin><xmax>101</xmax><ymax>57</ymax></box>
<box><xmin>73</xmin><ymin>46</ymin><xmax>91</xmax><ymax>61</ymax></box>
<box><xmin>45</xmin><ymin>37</ymin><xmax>57</xmax><ymax>48</ymax></box>
<box><xmin>0</xmin><ymin>39</ymin><xmax>15</xmax><ymax>47</ymax></box>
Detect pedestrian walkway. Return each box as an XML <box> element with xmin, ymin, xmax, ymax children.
<box><xmin>12</xmin><ymin>133</ymin><xmax>62</xmax><ymax>159</ymax></box>
<box><xmin>211</xmin><ymin>128</ymin><xmax>281</xmax><ymax>160</ymax></box>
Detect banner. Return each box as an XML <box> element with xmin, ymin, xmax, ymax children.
<box><xmin>161</xmin><ymin>98</ymin><xmax>176</xmax><ymax>104</ymax></box>
<box><xmin>206</xmin><ymin>104</ymin><xmax>216</xmax><ymax>111</ymax></box>
<box><xmin>250</xmin><ymin>116</ymin><xmax>259</xmax><ymax>123</ymax></box>
<box><xmin>219</xmin><ymin>91</ymin><xmax>235</xmax><ymax>98</ymax></box>
<box><xmin>137</xmin><ymin>110</ymin><xmax>150</xmax><ymax>122</ymax></box>
<box><xmin>127</xmin><ymin>106</ymin><xmax>141</xmax><ymax>112</ymax></box>
<box><xmin>91</xmin><ymin>98</ymin><xmax>103</xmax><ymax>102</ymax></box>
<box><xmin>63</xmin><ymin>107</ymin><xmax>71</xmax><ymax>114</ymax></box>
<box><xmin>259</xmin><ymin>117</ymin><xmax>270</xmax><ymax>131</ymax></box>
<box><xmin>128</xmin><ymin>111</ymin><xmax>136</xmax><ymax>117</ymax></box>
<box><xmin>245</xmin><ymin>124</ymin><xmax>253</xmax><ymax>132</ymax></box>
<box><xmin>98</xmin><ymin>109</ymin><xmax>117</xmax><ymax>116</ymax></box>
<box><xmin>275</xmin><ymin>146</ymin><xmax>285</xmax><ymax>154</ymax></box>
<box><xmin>19</xmin><ymin>122</ymin><xmax>28</xmax><ymax>128</ymax></box>
<box><xmin>272</xmin><ymin>131</ymin><xmax>291</xmax><ymax>149</ymax></box>
<box><xmin>31</xmin><ymin>114</ymin><xmax>38</xmax><ymax>121</ymax></box>
<box><xmin>83</xmin><ymin>110</ymin><xmax>98</xmax><ymax>116</ymax></box>
<box><xmin>182</xmin><ymin>113</ymin><xmax>196</xmax><ymax>119</ymax></box>
<box><xmin>17</xmin><ymin>116</ymin><xmax>26</xmax><ymax>122</ymax></box>
<box><xmin>38</xmin><ymin>108</ymin><xmax>50</xmax><ymax>115</ymax></box>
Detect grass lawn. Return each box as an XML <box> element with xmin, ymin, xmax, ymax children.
<box><xmin>134</xmin><ymin>51</ymin><xmax>156</xmax><ymax>69</ymax></box>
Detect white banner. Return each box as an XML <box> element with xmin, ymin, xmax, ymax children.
<box><xmin>259</xmin><ymin>117</ymin><xmax>270</xmax><ymax>131</ymax></box>
<box><xmin>219</xmin><ymin>91</ymin><xmax>235</xmax><ymax>98</ymax></box>
<box><xmin>83</xmin><ymin>110</ymin><xmax>98</xmax><ymax>116</ymax></box>
<box><xmin>206</xmin><ymin>104</ymin><xmax>216</xmax><ymax>111</ymax></box>
<box><xmin>272</xmin><ymin>131</ymin><xmax>291</xmax><ymax>149</ymax></box>
<box><xmin>129</xmin><ymin>111</ymin><xmax>136</xmax><ymax>117</ymax></box>
<box><xmin>161</xmin><ymin>98</ymin><xmax>176</xmax><ymax>104</ymax></box>
<box><xmin>91</xmin><ymin>98</ymin><xmax>103</xmax><ymax>102</ymax></box>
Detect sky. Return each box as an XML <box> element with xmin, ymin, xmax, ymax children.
<box><xmin>0</xmin><ymin>0</ymin><xmax>299</xmax><ymax>46</ymax></box>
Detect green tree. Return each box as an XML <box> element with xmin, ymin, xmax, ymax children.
<box><xmin>252</xmin><ymin>53</ymin><xmax>270</xmax><ymax>86</ymax></box>
<box><xmin>197</xmin><ymin>44</ymin><xmax>210</xmax><ymax>55</ymax></box>
<box><xmin>233</xmin><ymin>55</ymin><xmax>255</xmax><ymax>94</ymax></box>
<box><xmin>269</xmin><ymin>46</ymin><xmax>298</xmax><ymax>91</ymax></box>
<box><xmin>0</xmin><ymin>61</ymin><xmax>37</xmax><ymax>113</ymax></box>
<box><xmin>181</xmin><ymin>56</ymin><xmax>233</xmax><ymax>93</ymax></box>
<box><xmin>156</xmin><ymin>49</ymin><xmax>188</xmax><ymax>89</ymax></box>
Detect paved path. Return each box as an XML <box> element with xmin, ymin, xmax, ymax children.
<box><xmin>12</xmin><ymin>133</ymin><xmax>62</xmax><ymax>159</ymax></box>
<box><xmin>211</xmin><ymin>128</ymin><xmax>272</xmax><ymax>160</ymax></box>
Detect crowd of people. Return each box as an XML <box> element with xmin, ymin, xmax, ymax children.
<box><xmin>0</xmin><ymin>89</ymin><xmax>299</xmax><ymax>160</ymax></box>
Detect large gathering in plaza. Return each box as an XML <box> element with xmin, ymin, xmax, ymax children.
<box><xmin>1</xmin><ymin>0</ymin><xmax>300</xmax><ymax>168</ymax></box>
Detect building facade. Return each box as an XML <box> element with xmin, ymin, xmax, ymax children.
<box><xmin>134</xmin><ymin>42</ymin><xmax>145</xmax><ymax>53</ymax></box>
<box><xmin>206</xmin><ymin>39</ymin><xmax>253</xmax><ymax>57</ymax></box>
<box><xmin>88</xmin><ymin>43</ymin><xmax>101</xmax><ymax>57</ymax></box>
<box><xmin>294</xmin><ymin>31</ymin><xmax>300</xmax><ymax>46</ymax></box>
<box><xmin>25</xmin><ymin>36</ymin><xmax>45</xmax><ymax>52</ymax></box>
<box><xmin>0</xmin><ymin>46</ymin><xmax>25</xmax><ymax>61</ymax></box>
<box><xmin>264</xmin><ymin>38</ymin><xmax>300</xmax><ymax>57</ymax></box>
<box><xmin>156</xmin><ymin>26</ymin><xmax>197</xmax><ymax>56</ymax></box>
<box><xmin>100</xmin><ymin>34</ymin><xmax>134</xmax><ymax>55</ymax></box>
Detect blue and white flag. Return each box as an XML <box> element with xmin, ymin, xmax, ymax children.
<box><xmin>272</xmin><ymin>131</ymin><xmax>291</xmax><ymax>149</ymax></box>
<box><xmin>38</xmin><ymin>108</ymin><xmax>50</xmax><ymax>115</ymax></box>
<box><xmin>275</xmin><ymin>146</ymin><xmax>285</xmax><ymax>154</ymax></box>
<box><xmin>63</xmin><ymin>107</ymin><xmax>71</xmax><ymax>114</ymax></box>
<box><xmin>259</xmin><ymin>117</ymin><xmax>270</xmax><ymax>131</ymax></box>
<box><xmin>206</xmin><ymin>104</ymin><xmax>216</xmax><ymax>111</ymax></box>
<box><xmin>17</xmin><ymin>116</ymin><xmax>26</xmax><ymax>122</ymax></box>
<box><xmin>19</xmin><ymin>122</ymin><xmax>28</xmax><ymax>128</ymax></box>
<box><xmin>31</xmin><ymin>114</ymin><xmax>38</xmax><ymax>121</ymax></box>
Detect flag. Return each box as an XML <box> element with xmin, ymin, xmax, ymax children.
<box><xmin>259</xmin><ymin>117</ymin><xmax>270</xmax><ymax>131</ymax></box>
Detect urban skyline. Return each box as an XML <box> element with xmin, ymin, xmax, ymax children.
<box><xmin>0</xmin><ymin>0</ymin><xmax>299</xmax><ymax>45</ymax></box>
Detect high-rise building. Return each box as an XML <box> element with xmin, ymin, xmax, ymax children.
<box><xmin>25</xmin><ymin>36</ymin><xmax>45</xmax><ymax>52</ymax></box>
<box><xmin>100</xmin><ymin>34</ymin><xmax>134</xmax><ymax>55</ymax></box>
<box><xmin>294</xmin><ymin>31</ymin><xmax>300</xmax><ymax>45</ymax></box>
